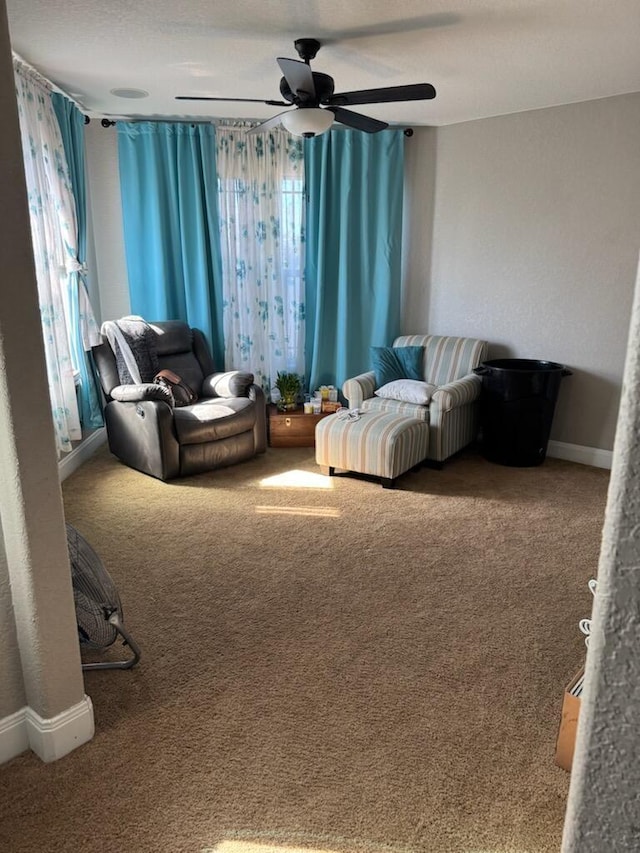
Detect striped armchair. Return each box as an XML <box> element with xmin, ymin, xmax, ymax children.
<box><xmin>342</xmin><ymin>334</ymin><xmax>489</xmax><ymax>464</ymax></box>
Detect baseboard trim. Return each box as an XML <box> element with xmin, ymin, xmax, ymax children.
<box><xmin>58</xmin><ymin>428</ymin><xmax>107</xmax><ymax>482</ymax></box>
<box><xmin>0</xmin><ymin>707</ymin><xmax>30</xmax><ymax>765</ymax></box>
<box><xmin>547</xmin><ymin>440</ymin><xmax>613</xmax><ymax>470</ymax></box>
<box><xmin>0</xmin><ymin>695</ymin><xmax>94</xmax><ymax>765</ymax></box>
<box><xmin>26</xmin><ymin>695</ymin><xmax>94</xmax><ymax>762</ymax></box>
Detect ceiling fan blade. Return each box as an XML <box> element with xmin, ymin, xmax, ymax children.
<box><xmin>326</xmin><ymin>106</ymin><xmax>388</xmax><ymax>134</ymax></box>
<box><xmin>325</xmin><ymin>83</ymin><xmax>436</xmax><ymax>107</ymax></box>
<box><xmin>276</xmin><ymin>57</ymin><xmax>316</xmax><ymax>101</ymax></box>
<box><xmin>246</xmin><ymin>110</ymin><xmax>292</xmax><ymax>134</ymax></box>
<box><xmin>176</xmin><ymin>96</ymin><xmax>288</xmax><ymax>106</ymax></box>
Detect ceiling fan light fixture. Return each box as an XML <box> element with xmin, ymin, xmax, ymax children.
<box><xmin>281</xmin><ymin>107</ymin><xmax>334</xmax><ymax>138</ymax></box>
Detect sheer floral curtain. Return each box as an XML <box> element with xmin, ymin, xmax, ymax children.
<box><xmin>14</xmin><ymin>60</ymin><xmax>100</xmax><ymax>454</ymax></box>
<box><xmin>215</xmin><ymin>125</ymin><xmax>306</xmax><ymax>394</ymax></box>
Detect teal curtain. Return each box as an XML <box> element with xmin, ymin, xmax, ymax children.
<box><xmin>51</xmin><ymin>92</ymin><xmax>104</xmax><ymax>429</ymax></box>
<box><xmin>117</xmin><ymin>122</ymin><xmax>224</xmax><ymax>368</ymax></box>
<box><xmin>304</xmin><ymin>130</ymin><xmax>404</xmax><ymax>391</ymax></box>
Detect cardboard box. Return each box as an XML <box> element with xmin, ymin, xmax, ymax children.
<box><xmin>555</xmin><ymin>667</ymin><xmax>584</xmax><ymax>772</ymax></box>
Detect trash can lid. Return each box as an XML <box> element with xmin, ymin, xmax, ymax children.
<box><xmin>480</xmin><ymin>358</ymin><xmax>566</xmax><ymax>372</ymax></box>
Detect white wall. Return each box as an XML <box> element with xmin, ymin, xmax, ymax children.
<box><xmin>404</xmin><ymin>93</ymin><xmax>640</xmax><ymax>451</ymax></box>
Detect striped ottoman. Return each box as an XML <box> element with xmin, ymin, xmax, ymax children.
<box><xmin>315</xmin><ymin>412</ymin><xmax>429</xmax><ymax>488</ymax></box>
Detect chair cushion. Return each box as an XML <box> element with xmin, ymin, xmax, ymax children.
<box><xmin>370</xmin><ymin>346</ymin><xmax>424</xmax><ymax>386</ymax></box>
<box><xmin>155</xmin><ymin>352</ymin><xmax>205</xmax><ymax>397</ymax></box>
<box><xmin>361</xmin><ymin>397</ymin><xmax>430</xmax><ymax>421</ymax></box>
<box><xmin>202</xmin><ymin>371</ymin><xmax>254</xmax><ymax>398</ymax></box>
<box><xmin>375</xmin><ymin>379</ymin><xmax>437</xmax><ymax>405</ymax></box>
<box><xmin>150</xmin><ymin>321</ymin><xmax>194</xmax><ymax>356</ymax></box>
<box><xmin>173</xmin><ymin>397</ymin><xmax>256</xmax><ymax>445</ymax></box>
<box><xmin>393</xmin><ymin>335</ymin><xmax>488</xmax><ymax>386</ymax></box>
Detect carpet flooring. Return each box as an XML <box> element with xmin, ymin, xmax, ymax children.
<box><xmin>0</xmin><ymin>445</ymin><xmax>609</xmax><ymax>853</ymax></box>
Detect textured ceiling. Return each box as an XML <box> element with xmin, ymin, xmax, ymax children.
<box><xmin>6</xmin><ymin>0</ymin><xmax>640</xmax><ymax>127</ymax></box>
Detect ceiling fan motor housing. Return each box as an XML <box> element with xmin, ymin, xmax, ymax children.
<box><xmin>279</xmin><ymin>71</ymin><xmax>335</xmax><ymax>105</ymax></box>
<box><xmin>294</xmin><ymin>38</ymin><xmax>321</xmax><ymax>62</ymax></box>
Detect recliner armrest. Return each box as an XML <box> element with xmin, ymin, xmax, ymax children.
<box><xmin>249</xmin><ymin>384</ymin><xmax>267</xmax><ymax>453</ymax></box>
<box><xmin>342</xmin><ymin>371</ymin><xmax>377</xmax><ymax>408</ymax></box>
<box><xmin>110</xmin><ymin>383</ymin><xmax>173</xmax><ymax>405</ymax></box>
<box><xmin>104</xmin><ymin>398</ymin><xmax>179</xmax><ymax>480</ymax></box>
<box><xmin>202</xmin><ymin>371</ymin><xmax>255</xmax><ymax>398</ymax></box>
<box><xmin>430</xmin><ymin>374</ymin><xmax>482</xmax><ymax>413</ymax></box>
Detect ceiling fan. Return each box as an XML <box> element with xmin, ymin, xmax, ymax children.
<box><xmin>176</xmin><ymin>37</ymin><xmax>436</xmax><ymax>137</ymax></box>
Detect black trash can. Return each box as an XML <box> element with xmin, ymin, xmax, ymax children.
<box><xmin>473</xmin><ymin>359</ymin><xmax>572</xmax><ymax>467</ymax></box>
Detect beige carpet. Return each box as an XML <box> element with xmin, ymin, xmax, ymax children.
<box><xmin>0</xmin><ymin>445</ymin><xmax>609</xmax><ymax>853</ymax></box>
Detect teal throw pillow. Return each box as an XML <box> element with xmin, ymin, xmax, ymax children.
<box><xmin>370</xmin><ymin>346</ymin><xmax>424</xmax><ymax>387</ymax></box>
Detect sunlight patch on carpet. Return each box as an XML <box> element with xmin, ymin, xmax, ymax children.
<box><xmin>259</xmin><ymin>469</ymin><xmax>333</xmax><ymax>489</ymax></box>
<box><xmin>204</xmin><ymin>831</ymin><xmax>532</xmax><ymax>853</ymax></box>
<box><xmin>203</xmin><ymin>836</ymin><xmax>420</xmax><ymax>853</ymax></box>
<box><xmin>255</xmin><ymin>505</ymin><xmax>341</xmax><ymax>517</ymax></box>
<box><xmin>206</xmin><ymin>846</ymin><xmax>529</xmax><ymax>853</ymax></box>
<box><xmin>203</xmin><ymin>843</ymin><xmax>339</xmax><ymax>853</ymax></box>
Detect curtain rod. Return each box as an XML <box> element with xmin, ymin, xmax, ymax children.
<box><xmin>98</xmin><ymin>117</ymin><xmax>414</xmax><ymax>136</ymax></box>
<box><xmin>10</xmin><ymin>55</ymin><xmax>414</xmax><ymax>137</ymax></box>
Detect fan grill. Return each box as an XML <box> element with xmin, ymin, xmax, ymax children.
<box><xmin>67</xmin><ymin>523</ymin><xmax>122</xmax><ymax>648</ymax></box>
<box><xmin>66</xmin><ymin>524</ymin><xmax>140</xmax><ymax>669</ymax></box>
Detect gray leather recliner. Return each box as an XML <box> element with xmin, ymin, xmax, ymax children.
<box><xmin>93</xmin><ymin>320</ymin><xmax>267</xmax><ymax>480</ymax></box>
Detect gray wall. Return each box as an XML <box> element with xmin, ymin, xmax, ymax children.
<box><xmin>563</xmin><ymin>260</ymin><xmax>640</xmax><ymax>851</ymax></box>
<box><xmin>0</xmin><ymin>2</ymin><xmax>26</xmax><ymax>723</ymax></box>
<box><xmin>404</xmin><ymin>93</ymin><xmax>640</xmax><ymax>451</ymax></box>
<box><xmin>85</xmin><ymin>120</ymin><xmax>130</xmax><ymax>322</ymax></box>
<box><xmin>0</xmin><ymin>0</ymin><xmax>87</xmax><ymax>726</ymax></box>
<box><xmin>87</xmin><ymin>94</ymin><xmax>640</xmax><ymax>452</ymax></box>
<box><xmin>0</xmin><ymin>526</ymin><xmax>25</xmax><ymax>719</ymax></box>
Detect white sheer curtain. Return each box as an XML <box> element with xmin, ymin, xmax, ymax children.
<box><xmin>215</xmin><ymin>125</ymin><xmax>306</xmax><ymax>395</ymax></box>
<box><xmin>14</xmin><ymin>61</ymin><xmax>97</xmax><ymax>454</ymax></box>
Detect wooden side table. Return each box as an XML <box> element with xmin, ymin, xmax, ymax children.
<box><xmin>267</xmin><ymin>404</ymin><xmax>332</xmax><ymax>447</ymax></box>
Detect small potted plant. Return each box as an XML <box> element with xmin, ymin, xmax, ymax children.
<box><xmin>274</xmin><ymin>371</ymin><xmax>303</xmax><ymax>411</ymax></box>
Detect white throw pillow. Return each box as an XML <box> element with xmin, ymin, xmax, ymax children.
<box><xmin>375</xmin><ymin>379</ymin><xmax>437</xmax><ymax>405</ymax></box>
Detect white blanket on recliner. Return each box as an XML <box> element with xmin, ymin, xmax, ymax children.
<box><xmin>101</xmin><ymin>316</ymin><xmax>157</xmax><ymax>385</ymax></box>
